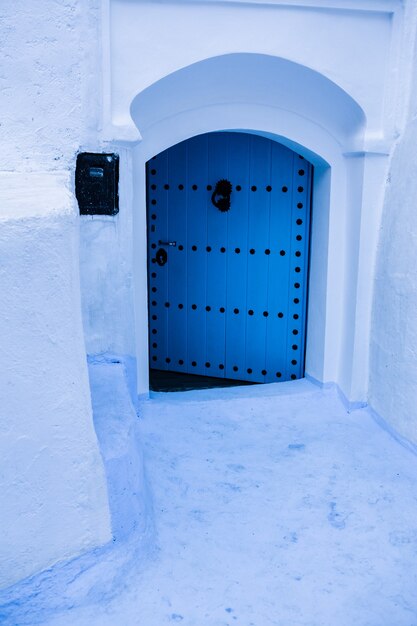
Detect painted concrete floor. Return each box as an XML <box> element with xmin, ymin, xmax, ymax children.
<box><xmin>4</xmin><ymin>364</ymin><xmax>417</xmax><ymax>625</ymax></box>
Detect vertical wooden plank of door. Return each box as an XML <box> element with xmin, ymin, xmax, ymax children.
<box><xmin>245</xmin><ymin>135</ymin><xmax>271</xmax><ymax>383</ymax></box>
<box><xmin>286</xmin><ymin>155</ymin><xmax>312</xmax><ymax>380</ymax></box>
<box><xmin>186</xmin><ymin>135</ymin><xmax>208</xmax><ymax>376</ymax></box>
<box><xmin>166</xmin><ymin>139</ymin><xmax>188</xmax><ymax>373</ymax></box>
<box><xmin>206</xmin><ymin>133</ymin><xmax>228</xmax><ymax>378</ymax></box>
<box><xmin>265</xmin><ymin>143</ymin><xmax>294</xmax><ymax>382</ymax></box>
<box><xmin>147</xmin><ymin>151</ymin><xmax>169</xmax><ymax>371</ymax></box>
<box><xmin>225</xmin><ymin>133</ymin><xmax>250</xmax><ymax>381</ymax></box>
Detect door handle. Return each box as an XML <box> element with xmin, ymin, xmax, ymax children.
<box><xmin>158</xmin><ymin>240</ymin><xmax>176</xmax><ymax>247</ymax></box>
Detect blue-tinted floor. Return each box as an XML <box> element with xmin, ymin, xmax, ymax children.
<box><xmin>3</xmin><ymin>364</ymin><xmax>417</xmax><ymax>626</ymax></box>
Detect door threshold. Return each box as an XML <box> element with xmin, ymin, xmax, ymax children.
<box><xmin>149</xmin><ymin>369</ymin><xmax>257</xmax><ymax>393</ymax></box>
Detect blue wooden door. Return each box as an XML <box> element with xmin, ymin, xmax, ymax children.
<box><xmin>147</xmin><ymin>132</ymin><xmax>312</xmax><ymax>384</ymax></box>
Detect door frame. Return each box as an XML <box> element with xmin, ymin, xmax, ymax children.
<box><xmin>133</xmin><ymin>121</ymin><xmax>337</xmax><ymax>396</ymax></box>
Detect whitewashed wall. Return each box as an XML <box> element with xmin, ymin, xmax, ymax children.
<box><xmin>0</xmin><ymin>1</ymin><xmax>111</xmax><ymax>589</ymax></box>
<box><xmin>79</xmin><ymin>147</ymin><xmax>136</xmax><ymax>360</ymax></box>
<box><xmin>369</xmin><ymin>34</ymin><xmax>417</xmax><ymax>444</ymax></box>
<box><xmin>3</xmin><ymin>0</ymin><xmax>417</xmax><ymax>593</ymax></box>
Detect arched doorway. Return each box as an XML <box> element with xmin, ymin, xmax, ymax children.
<box><xmin>130</xmin><ymin>53</ymin><xmax>370</xmax><ymax>404</ymax></box>
<box><xmin>147</xmin><ymin>131</ymin><xmax>312</xmax><ymax>387</ymax></box>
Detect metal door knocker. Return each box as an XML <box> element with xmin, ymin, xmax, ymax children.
<box><xmin>211</xmin><ymin>179</ymin><xmax>232</xmax><ymax>213</ymax></box>
<box><xmin>155</xmin><ymin>248</ymin><xmax>168</xmax><ymax>266</ymax></box>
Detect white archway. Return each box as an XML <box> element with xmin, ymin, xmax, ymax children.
<box><xmin>130</xmin><ymin>53</ymin><xmax>372</xmax><ymax>406</ymax></box>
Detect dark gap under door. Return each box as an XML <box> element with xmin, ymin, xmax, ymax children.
<box><xmin>150</xmin><ymin>369</ymin><xmax>257</xmax><ymax>392</ymax></box>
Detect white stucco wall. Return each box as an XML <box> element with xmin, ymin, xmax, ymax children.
<box><xmin>4</xmin><ymin>0</ymin><xmax>417</xmax><ymax>591</ymax></box>
<box><xmin>0</xmin><ymin>1</ymin><xmax>111</xmax><ymax>589</ymax></box>
<box><xmin>79</xmin><ymin>148</ymin><xmax>136</xmax><ymax>359</ymax></box>
<box><xmin>369</xmin><ymin>36</ymin><xmax>417</xmax><ymax>442</ymax></box>
<box><xmin>0</xmin><ymin>0</ymin><xmax>102</xmax><ymax>173</ymax></box>
<box><xmin>104</xmin><ymin>0</ymin><xmax>400</xmax><ymax>146</ymax></box>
